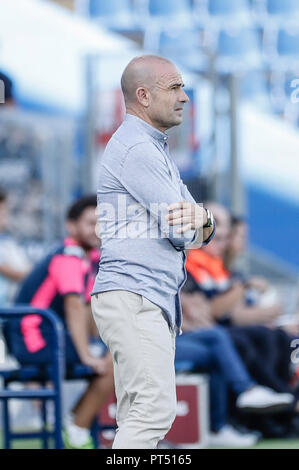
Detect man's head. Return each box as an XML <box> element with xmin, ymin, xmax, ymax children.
<box><xmin>202</xmin><ymin>202</ymin><xmax>231</xmax><ymax>259</ymax></box>
<box><xmin>0</xmin><ymin>190</ymin><xmax>8</xmax><ymax>232</ymax></box>
<box><xmin>66</xmin><ymin>195</ymin><xmax>98</xmax><ymax>251</ymax></box>
<box><xmin>121</xmin><ymin>55</ymin><xmax>189</xmax><ymax>132</ymax></box>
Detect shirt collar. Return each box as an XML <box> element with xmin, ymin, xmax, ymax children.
<box><xmin>124</xmin><ymin>113</ymin><xmax>168</xmax><ymax>144</ymax></box>
<box><xmin>64</xmin><ymin>237</ymin><xmax>79</xmax><ymax>247</ymax></box>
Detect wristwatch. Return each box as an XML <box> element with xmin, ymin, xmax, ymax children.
<box><xmin>203</xmin><ymin>208</ymin><xmax>214</xmax><ymax>228</ymax></box>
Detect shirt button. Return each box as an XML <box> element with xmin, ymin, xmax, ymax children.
<box><xmin>163</xmin><ymin>137</ymin><xmax>167</xmax><ymax>141</ymax></box>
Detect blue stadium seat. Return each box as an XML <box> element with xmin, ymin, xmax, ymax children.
<box><xmin>89</xmin><ymin>0</ymin><xmax>132</xmax><ymax>17</ymax></box>
<box><xmin>208</xmin><ymin>0</ymin><xmax>250</xmax><ymax>16</ymax></box>
<box><xmin>0</xmin><ymin>307</ymin><xmax>64</xmax><ymax>449</ymax></box>
<box><xmin>266</xmin><ymin>0</ymin><xmax>299</xmax><ymax>17</ymax></box>
<box><xmin>216</xmin><ymin>28</ymin><xmax>262</xmax><ymax>74</ymax></box>
<box><xmin>195</xmin><ymin>0</ymin><xmax>251</xmax><ymax>29</ymax></box>
<box><xmin>271</xmin><ymin>28</ymin><xmax>299</xmax><ymax>72</ymax></box>
<box><xmin>147</xmin><ymin>0</ymin><xmax>193</xmax><ymax>28</ymax></box>
<box><xmin>149</xmin><ymin>0</ymin><xmax>191</xmax><ymax>16</ymax></box>
<box><xmin>217</xmin><ymin>28</ymin><xmax>258</xmax><ymax>56</ymax></box>
<box><xmin>89</xmin><ymin>0</ymin><xmax>137</xmax><ymax>31</ymax></box>
<box><xmin>0</xmin><ymin>307</ymin><xmax>114</xmax><ymax>449</ymax></box>
<box><xmin>277</xmin><ymin>29</ymin><xmax>299</xmax><ymax>57</ymax></box>
<box><xmin>158</xmin><ymin>28</ymin><xmax>209</xmax><ymax>73</ymax></box>
<box><xmin>254</xmin><ymin>0</ymin><xmax>299</xmax><ymax>28</ymax></box>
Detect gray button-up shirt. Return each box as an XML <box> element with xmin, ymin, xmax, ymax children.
<box><xmin>92</xmin><ymin>114</ymin><xmax>214</xmax><ymax>335</ymax></box>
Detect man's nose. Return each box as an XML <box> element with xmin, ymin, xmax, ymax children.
<box><xmin>180</xmin><ymin>88</ymin><xmax>189</xmax><ymax>103</ymax></box>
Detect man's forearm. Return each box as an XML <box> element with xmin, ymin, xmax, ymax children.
<box><xmin>65</xmin><ymin>302</ymin><xmax>91</xmax><ymax>361</ymax></box>
<box><xmin>211</xmin><ymin>283</ymin><xmax>245</xmax><ymax>319</ymax></box>
<box><xmin>0</xmin><ymin>264</ymin><xmax>29</xmax><ymax>282</ymax></box>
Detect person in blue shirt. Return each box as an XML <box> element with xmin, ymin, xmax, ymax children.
<box><xmin>91</xmin><ymin>55</ymin><xmax>215</xmax><ymax>449</ymax></box>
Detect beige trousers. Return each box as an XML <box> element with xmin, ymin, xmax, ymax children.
<box><xmin>91</xmin><ymin>290</ymin><xmax>177</xmax><ymax>449</ymax></box>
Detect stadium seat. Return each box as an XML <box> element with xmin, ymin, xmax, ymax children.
<box><xmin>269</xmin><ymin>28</ymin><xmax>299</xmax><ymax>72</ymax></box>
<box><xmin>0</xmin><ymin>307</ymin><xmax>114</xmax><ymax>449</ymax></box>
<box><xmin>89</xmin><ymin>0</ymin><xmax>137</xmax><ymax>31</ymax></box>
<box><xmin>158</xmin><ymin>28</ymin><xmax>209</xmax><ymax>73</ymax></box>
<box><xmin>0</xmin><ymin>307</ymin><xmax>65</xmax><ymax>449</ymax></box>
<box><xmin>277</xmin><ymin>28</ymin><xmax>299</xmax><ymax>57</ymax></box>
<box><xmin>147</xmin><ymin>0</ymin><xmax>193</xmax><ymax>28</ymax></box>
<box><xmin>253</xmin><ymin>0</ymin><xmax>299</xmax><ymax>28</ymax></box>
<box><xmin>208</xmin><ymin>0</ymin><xmax>249</xmax><ymax>16</ymax></box>
<box><xmin>149</xmin><ymin>0</ymin><xmax>191</xmax><ymax>16</ymax></box>
<box><xmin>215</xmin><ymin>28</ymin><xmax>262</xmax><ymax>74</ymax></box>
<box><xmin>195</xmin><ymin>0</ymin><xmax>251</xmax><ymax>29</ymax></box>
<box><xmin>266</xmin><ymin>0</ymin><xmax>299</xmax><ymax>18</ymax></box>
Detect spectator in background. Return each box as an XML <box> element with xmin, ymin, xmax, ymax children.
<box><xmin>186</xmin><ymin>203</ymin><xmax>282</xmax><ymax>326</ymax></box>
<box><xmin>3</xmin><ymin>195</ymin><xmax>114</xmax><ymax>449</ymax></box>
<box><xmin>176</xmin><ymin>290</ymin><xmax>293</xmax><ymax>446</ymax></box>
<box><xmin>0</xmin><ymin>189</ymin><xmax>31</xmax><ymax>306</ymax></box>
<box><xmin>223</xmin><ymin>213</ymin><xmax>299</xmax><ymax>436</ymax></box>
<box><xmin>185</xmin><ymin>203</ymin><xmax>299</xmax><ymax>436</ymax></box>
<box><xmin>0</xmin><ymin>71</ymin><xmax>15</xmax><ymax>107</ymax></box>
<box><xmin>224</xmin><ymin>215</ymin><xmax>280</xmax><ymax>311</ymax></box>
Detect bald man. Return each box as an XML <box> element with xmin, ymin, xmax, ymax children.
<box><xmin>91</xmin><ymin>55</ymin><xmax>215</xmax><ymax>449</ymax></box>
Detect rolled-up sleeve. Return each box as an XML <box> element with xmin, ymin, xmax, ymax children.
<box><xmin>120</xmin><ymin>142</ymin><xmax>197</xmax><ymax>250</ymax></box>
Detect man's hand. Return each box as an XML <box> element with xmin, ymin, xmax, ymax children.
<box><xmin>261</xmin><ymin>304</ymin><xmax>283</xmax><ymax>323</ymax></box>
<box><xmin>181</xmin><ymin>292</ymin><xmax>213</xmax><ymax>330</ymax></box>
<box><xmin>165</xmin><ymin>201</ymin><xmax>208</xmax><ymax>234</ymax></box>
<box><xmin>247</xmin><ymin>276</ymin><xmax>269</xmax><ymax>293</ymax></box>
<box><xmin>81</xmin><ymin>355</ymin><xmax>108</xmax><ymax>375</ymax></box>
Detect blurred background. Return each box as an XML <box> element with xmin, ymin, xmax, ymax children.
<box><xmin>0</xmin><ymin>0</ymin><xmax>298</xmax><ymax>288</ymax></box>
<box><xmin>0</xmin><ymin>0</ymin><xmax>298</xmax><ymax>449</ymax></box>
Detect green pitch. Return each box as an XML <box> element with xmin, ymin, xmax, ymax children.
<box><xmin>1</xmin><ymin>431</ymin><xmax>299</xmax><ymax>449</ymax></box>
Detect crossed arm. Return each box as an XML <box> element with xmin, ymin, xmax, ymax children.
<box><xmin>121</xmin><ymin>143</ymin><xmax>215</xmax><ymax>250</ymax></box>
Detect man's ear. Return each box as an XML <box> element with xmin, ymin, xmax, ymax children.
<box><xmin>66</xmin><ymin>220</ymin><xmax>77</xmax><ymax>238</ymax></box>
<box><xmin>136</xmin><ymin>87</ymin><xmax>150</xmax><ymax>107</ymax></box>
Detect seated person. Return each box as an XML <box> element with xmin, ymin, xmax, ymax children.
<box><xmin>184</xmin><ymin>202</ymin><xmax>299</xmax><ymax>435</ymax></box>
<box><xmin>4</xmin><ymin>195</ymin><xmax>114</xmax><ymax>449</ymax></box>
<box><xmin>224</xmin><ymin>214</ymin><xmax>283</xmax><ymax>318</ymax></box>
<box><xmin>176</xmin><ymin>289</ymin><xmax>293</xmax><ymax>446</ymax></box>
<box><xmin>185</xmin><ymin>203</ymin><xmax>293</xmax><ymax>385</ymax></box>
<box><xmin>0</xmin><ymin>189</ymin><xmax>31</xmax><ymax>306</ymax></box>
<box><xmin>225</xmin><ymin>214</ymin><xmax>298</xmax><ymax>381</ymax></box>
<box><xmin>186</xmin><ymin>203</ymin><xmax>283</xmax><ymax>326</ymax></box>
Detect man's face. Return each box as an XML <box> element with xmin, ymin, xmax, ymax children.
<box><xmin>229</xmin><ymin>222</ymin><xmax>248</xmax><ymax>256</ymax></box>
<box><xmin>67</xmin><ymin>207</ymin><xmax>99</xmax><ymax>250</ymax></box>
<box><xmin>202</xmin><ymin>224</ymin><xmax>230</xmax><ymax>259</ymax></box>
<box><xmin>148</xmin><ymin>63</ymin><xmax>189</xmax><ymax>131</ymax></box>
